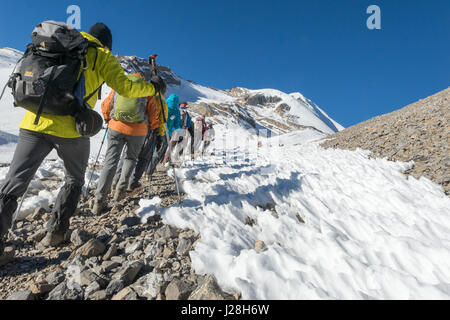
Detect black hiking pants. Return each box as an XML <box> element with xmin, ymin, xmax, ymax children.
<box><xmin>188</xmin><ymin>124</ymin><xmax>195</xmax><ymax>157</ymax></box>
<box><xmin>0</xmin><ymin>129</ymin><xmax>89</xmax><ymax>241</ymax></box>
<box><xmin>133</xmin><ymin>128</ymin><xmax>159</xmax><ymax>185</ymax></box>
<box><xmin>146</xmin><ymin>135</ymin><xmax>168</xmax><ymax>178</ymax></box>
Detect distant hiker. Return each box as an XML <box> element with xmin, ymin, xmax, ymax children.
<box><xmin>0</xmin><ymin>21</ymin><xmax>165</xmax><ymax>256</ymax></box>
<box><xmin>191</xmin><ymin>117</ymin><xmax>215</xmax><ymax>158</ymax></box>
<box><xmin>162</xmin><ymin>94</ymin><xmax>182</xmax><ymax>164</ymax></box>
<box><xmin>179</xmin><ymin>102</ymin><xmax>196</xmax><ymax>159</ymax></box>
<box><xmin>166</xmin><ymin>94</ymin><xmax>181</xmax><ymax>138</ymax></box>
<box><xmin>169</xmin><ymin>102</ymin><xmax>193</xmax><ymax>161</ymax></box>
<box><xmin>180</xmin><ymin>102</ymin><xmax>192</xmax><ymax>132</ymax></box>
<box><xmin>192</xmin><ymin>116</ymin><xmax>208</xmax><ymax>157</ymax></box>
<box><xmin>112</xmin><ymin>87</ymin><xmax>168</xmax><ymax>191</ymax></box>
<box><xmin>203</xmin><ymin>121</ymin><xmax>216</xmax><ymax>155</ymax></box>
<box><xmin>145</xmin><ymin>134</ymin><xmax>169</xmax><ymax>178</ymax></box>
<box><xmin>92</xmin><ymin>73</ymin><xmax>167</xmax><ymax>214</ymax></box>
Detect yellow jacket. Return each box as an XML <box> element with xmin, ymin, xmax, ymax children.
<box><xmin>19</xmin><ymin>32</ymin><xmax>156</xmax><ymax>138</ymax></box>
<box><xmin>156</xmin><ymin>93</ymin><xmax>168</xmax><ymax>137</ymax></box>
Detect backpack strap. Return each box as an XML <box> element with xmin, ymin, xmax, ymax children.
<box><xmin>33</xmin><ymin>66</ymin><xmax>58</xmax><ymax>125</ymax></box>
<box><xmin>86</xmin><ymin>41</ymin><xmax>101</xmax><ymax>71</ymax></box>
<box><xmin>79</xmin><ymin>42</ymin><xmax>104</xmax><ymax>107</ymax></box>
<box><xmin>0</xmin><ymin>80</ymin><xmax>9</xmax><ymax>101</ymax></box>
<box><xmin>0</xmin><ymin>50</ymin><xmax>28</xmax><ymax>102</ymax></box>
<box><xmin>83</xmin><ymin>82</ymin><xmax>105</xmax><ymax>105</ymax></box>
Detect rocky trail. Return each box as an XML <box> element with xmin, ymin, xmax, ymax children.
<box><xmin>0</xmin><ymin>166</ymin><xmax>239</xmax><ymax>300</ymax></box>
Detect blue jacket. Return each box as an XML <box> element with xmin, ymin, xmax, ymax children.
<box><xmin>166</xmin><ymin>94</ymin><xmax>181</xmax><ymax>137</ymax></box>
<box><xmin>180</xmin><ymin>109</ymin><xmax>192</xmax><ymax>129</ymax></box>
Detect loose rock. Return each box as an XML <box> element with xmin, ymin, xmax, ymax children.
<box><xmin>70</xmin><ymin>239</ymin><xmax>106</xmax><ymax>259</ymax></box>
<box><xmin>188</xmin><ymin>275</ymin><xmax>236</xmax><ymax>300</ymax></box>
<box><xmin>254</xmin><ymin>240</ymin><xmax>267</xmax><ymax>252</ymax></box>
<box><xmin>112</xmin><ymin>287</ymin><xmax>138</xmax><ymax>300</ymax></box>
<box><xmin>6</xmin><ymin>290</ymin><xmax>36</xmax><ymax>300</ymax></box>
<box><xmin>112</xmin><ymin>261</ymin><xmax>143</xmax><ymax>285</ymax></box>
<box><xmin>70</xmin><ymin>229</ymin><xmax>91</xmax><ymax>246</ymax></box>
<box><xmin>165</xmin><ymin>278</ymin><xmax>194</xmax><ymax>300</ymax></box>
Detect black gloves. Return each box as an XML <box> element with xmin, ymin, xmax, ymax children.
<box><xmin>151</xmin><ymin>76</ymin><xmax>167</xmax><ymax>95</ymax></box>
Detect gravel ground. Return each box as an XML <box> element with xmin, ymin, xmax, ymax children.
<box><xmin>0</xmin><ymin>166</ymin><xmax>238</xmax><ymax>300</ymax></box>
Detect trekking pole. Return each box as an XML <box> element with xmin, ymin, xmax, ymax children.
<box><xmin>0</xmin><ymin>82</ymin><xmax>8</xmax><ymax>101</ymax></box>
<box><xmin>84</xmin><ymin>127</ymin><xmax>109</xmax><ymax>197</ymax></box>
<box><xmin>142</xmin><ymin>141</ymin><xmax>156</xmax><ymax>198</ymax></box>
<box><xmin>149</xmin><ymin>54</ymin><xmax>183</xmax><ymax>206</ymax></box>
<box><xmin>8</xmin><ymin>179</ymin><xmax>32</xmax><ymax>238</ymax></box>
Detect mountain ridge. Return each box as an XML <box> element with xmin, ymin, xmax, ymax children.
<box><xmin>322</xmin><ymin>87</ymin><xmax>450</xmax><ymax>196</ymax></box>
<box><xmin>0</xmin><ymin>47</ymin><xmax>344</xmax><ymax>139</ymax></box>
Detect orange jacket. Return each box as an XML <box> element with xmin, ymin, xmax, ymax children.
<box><xmin>102</xmin><ymin>90</ymin><xmax>149</xmax><ymax>136</ymax></box>
<box><xmin>102</xmin><ymin>90</ymin><xmax>167</xmax><ymax>137</ymax></box>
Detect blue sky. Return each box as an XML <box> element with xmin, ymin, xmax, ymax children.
<box><xmin>0</xmin><ymin>0</ymin><xmax>449</xmax><ymax>127</ymax></box>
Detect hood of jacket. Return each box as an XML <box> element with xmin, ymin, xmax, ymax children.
<box><xmin>166</xmin><ymin>94</ymin><xmax>180</xmax><ymax>110</ymax></box>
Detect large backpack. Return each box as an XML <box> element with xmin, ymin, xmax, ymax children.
<box><xmin>110</xmin><ymin>74</ymin><xmax>148</xmax><ymax>123</ymax></box>
<box><xmin>4</xmin><ymin>21</ymin><xmax>102</xmax><ymax>125</ymax></box>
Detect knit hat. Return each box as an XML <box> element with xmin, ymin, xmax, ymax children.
<box><xmin>179</xmin><ymin>102</ymin><xmax>187</xmax><ymax>109</ymax></box>
<box><xmin>88</xmin><ymin>22</ymin><xmax>113</xmax><ymax>50</ymax></box>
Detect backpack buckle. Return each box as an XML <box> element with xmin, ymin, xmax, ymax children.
<box><xmin>81</xmin><ymin>57</ymin><xmax>89</xmax><ymax>70</ymax></box>
<box><xmin>7</xmin><ymin>73</ymin><xmax>19</xmax><ymax>89</ymax></box>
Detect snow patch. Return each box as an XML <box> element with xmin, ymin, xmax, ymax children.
<box><xmin>137</xmin><ymin>197</ymin><xmax>162</xmax><ymax>223</ymax></box>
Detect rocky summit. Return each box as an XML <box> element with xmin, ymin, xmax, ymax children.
<box><xmin>321</xmin><ymin>87</ymin><xmax>450</xmax><ymax>196</ymax></box>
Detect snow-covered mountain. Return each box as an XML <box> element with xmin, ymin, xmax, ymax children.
<box><xmin>1</xmin><ymin>47</ymin><xmax>449</xmax><ymax>300</ymax></box>
<box><xmin>0</xmin><ymin>48</ymin><xmax>26</xmax><ymax>161</ymax></box>
<box><xmin>0</xmin><ymin>47</ymin><xmax>22</xmax><ymax>68</ymax></box>
<box><xmin>0</xmin><ymin>48</ymin><xmax>343</xmax><ymax>162</ymax></box>
<box><xmin>116</xmin><ymin>54</ymin><xmax>344</xmax><ymax>136</ymax></box>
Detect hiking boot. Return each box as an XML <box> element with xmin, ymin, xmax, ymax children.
<box><xmin>39</xmin><ymin>231</ymin><xmax>65</xmax><ymax>248</ymax></box>
<box><xmin>128</xmin><ymin>181</ymin><xmax>141</xmax><ymax>191</ymax></box>
<box><xmin>113</xmin><ymin>188</ymin><xmax>126</xmax><ymax>202</ymax></box>
<box><xmin>0</xmin><ymin>237</ymin><xmax>4</xmax><ymax>256</ymax></box>
<box><xmin>0</xmin><ymin>245</ymin><xmax>15</xmax><ymax>267</ymax></box>
<box><xmin>92</xmin><ymin>199</ymin><xmax>107</xmax><ymax>215</ymax></box>
<box><xmin>111</xmin><ymin>181</ymin><xmax>117</xmax><ymax>193</ymax></box>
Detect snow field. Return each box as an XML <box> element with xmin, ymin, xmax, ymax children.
<box><xmin>1</xmin><ymin>47</ymin><xmax>449</xmax><ymax>300</ymax></box>
<box><xmin>152</xmin><ymin>125</ymin><xmax>450</xmax><ymax>299</ymax></box>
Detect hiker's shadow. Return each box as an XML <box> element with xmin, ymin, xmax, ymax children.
<box><xmin>203</xmin><ymin>171</ymin><xmax>304</xmax><ymax>207</ymax></box>
<box><xmin>0</xmin><ymin>250</ymin><xmax>71</xmax><ymax>277</ymax></box>
<box><xmin>176</xmin><ymin>199</ymin><xmax>202</xmax><ymax>208</ymax></box>
<box><xmin>183</xmin><ymin>162</ymin><xmax>256</xmax><ymax>181</ymax></box>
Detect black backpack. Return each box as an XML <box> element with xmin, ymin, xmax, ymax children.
<box><xmin>3</xmin><ymin>21</ymin><xmax>103</xmax><ymax>126</ymax></box>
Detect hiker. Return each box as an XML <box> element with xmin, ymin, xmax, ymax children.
<box><xmin>162</xmin><ymin>94</ymin><xmax>182</xmax><ymax>164</ymax></box>
<box><xmin>92</xmin><ymin>73</ymin><xmax>167</xmax><ymax>213</ymax></box>
<box><xmin>191</xmin><ymin>117</ymin><xmax>215</xmax><ymax>158</ymax></box>
<box><xmin>203</xmin><ymin>121</ymin><xmax>216</xmax><ymax>155</ymax></box>
<box><xmin>179</xmin><ymin>102</ymin><xmax>196</xmax><ymax>159</ymax></box>
<box><xmin>192</xmin><ymin>116</ymin><xmax>208</xmax><ymax>157</ymax></box>
<box><xmin>111</xmin><ymin>85</ymin><xmax>168</xmax><ymax>191</ymax></box>
<box><xmin>166</xmin><ymin>94</ymin><xmax>182</xmax><ymax>138</ymax></box>
<box><xmin>169</xmin><ymin>102</ymin><xmax>192</xmax><ymax>162</ymax></box>
<box><xmin>144</xmin><ymin>133</ymin><xmax>169</xmax><ymax>178</ymax></box>
<box><xmin>180</xmin><ymin>102</ymin><xmax>192</xmax><ymax>132</ymax></box>
<box><xmin>0</xmin><ymin>21</ymin><xmax>166</xmax><ymax>256</ymax></box>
